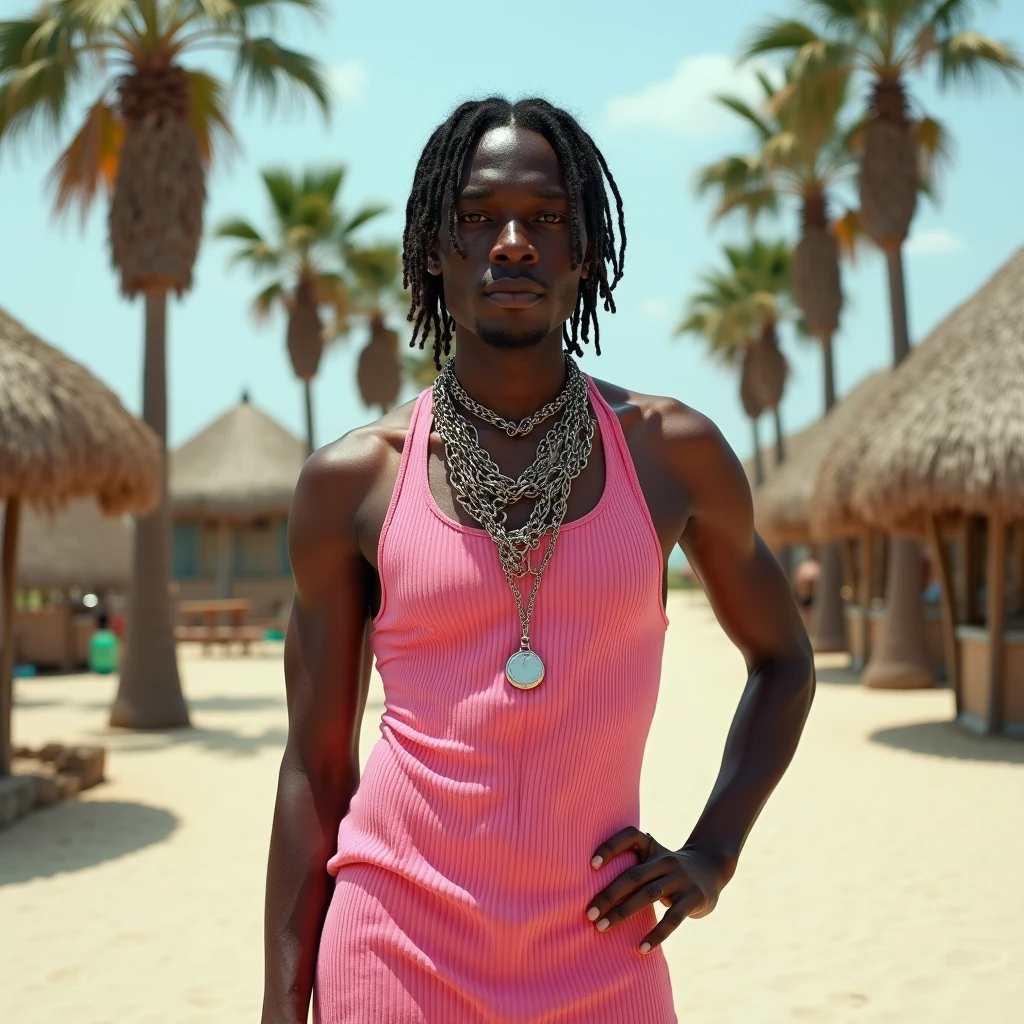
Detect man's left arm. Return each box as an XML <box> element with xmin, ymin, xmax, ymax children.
<box><xmin>586</xmin><ymin>411</ymin><xmax>814</xmax><ymax>953</ymax></box>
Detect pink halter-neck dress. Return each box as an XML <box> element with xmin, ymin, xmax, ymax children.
<box><xmin>314</xmin><ymin>377</ymin><xmax>676</xmax><ymax>1023</ymax></box>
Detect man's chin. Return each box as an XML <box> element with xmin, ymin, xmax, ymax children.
<box><xmin>474</xmin><ymin>322</ymin><xmax>552</xmax><ymax>351</ymax></box>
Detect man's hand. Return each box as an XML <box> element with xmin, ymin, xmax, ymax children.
<box><xmin>585</xmin><ymin>826</ymin><xmax>727</xmax><ymax>954</ymax></box>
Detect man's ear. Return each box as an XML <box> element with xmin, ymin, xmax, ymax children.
<box><xmin>427</xmin><ymin>242</ymin><xmax>442</xmax><ymax>277</ymax></box>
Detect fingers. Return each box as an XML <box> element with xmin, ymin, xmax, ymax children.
<box><xmin>590</xmin><ymin>873</ymin><xmax>675</xmax><ymax>935</ymax></box>
<box><xmin>586</xmin><ymin>858</ymin><xmax>669</xmax><ymax>928</ymax></box>
<box><xmin>590</xmin><ymin>825</ymin><xmax>650</xmax><ymax>869</ymax></box>
<box><xmin>637</xmin><ymin>889</ymin><xmax>705</xmax><ymax>954</ymax></box>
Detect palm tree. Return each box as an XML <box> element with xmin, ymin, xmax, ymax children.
<box><xmin>747</xmin><ymin>0</ymin><xmax>1023</xmax><ymax>687</ymax></box>
<box><xmin>697</xmin><ymin>64</ymin><xmax>857</xmax><ymax>416</ymax></box>
<box><xmin>0</xmin><ymin>1</ymin><xmax>329</xmax><ymax>728</ymax></box>
<box><xmin>346</xmin><ymin>243</ymin><xmax>405</xmax><ymax>415</ymax></box>
<box><xmin>216</xmin><ymin>167</ymin><xmax>386</xmax><ymax>453</ymax></box>
<box><xmin>678</xmin><ymin>240</ymin><xmax>792</xmax><ymax>475</ymax></box>
<box><xmin>746</xmin><ymin>0</ymin><xmax>1021</xmax><ymax>367</ymax></box>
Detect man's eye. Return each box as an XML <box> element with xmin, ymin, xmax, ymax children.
<box><xmin>537</xmin><ymin>212</ymin><xmax>566</xmax><ymax>224</ymax></box>
<box><xmin>459</xmin><ymin>212</ymin><xmax>488</xmax><ymax>223</ymax></box>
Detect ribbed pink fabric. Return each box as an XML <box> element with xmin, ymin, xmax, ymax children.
<box><xmin>314</xmin><ymin>377</ymin><xmax>675</xmax><ymax>1024</ymax></box>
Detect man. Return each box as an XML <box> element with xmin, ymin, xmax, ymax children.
<box><xmin>263</xmin><ymin>97</ymin><xmax>814</xmax><ymax>1024</ymax></box>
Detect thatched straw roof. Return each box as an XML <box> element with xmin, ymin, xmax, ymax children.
<box><xmin>812</xmin><ymin>247</ymin><xmax>1024</xmax><ymax>539</ymax></box>
<box><xmin>18</xmin><ymin>498</ymin><xmax>132</xmax><ymax>590</ymax></box>
<box><xmin>0</xmin><ymin>309</ymin><xmax>161</xmax><ymax>515</ymax></box>
<box><xmin>754</xmin><ymin>372</ymin><xmax>888</xmax><ymax>545</ymax></box>
<box><xmin>171</xmin><ymin>393</ymin><xmax>305</xmax><ymax>517</ymax></box>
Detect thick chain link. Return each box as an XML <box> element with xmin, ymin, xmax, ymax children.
<box><xmin>432</xmin><ymin>355</ymin><xmax>595</xmax><ymax>649</ymax></box>
<box><xmin>447</xmin><ymin>366</ymin><xmax>571</xmax><ymax>437</ymax></box>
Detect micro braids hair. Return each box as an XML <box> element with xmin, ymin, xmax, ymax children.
<box><xmin>402</xmin><ymin>97</ymin><xmax>627</xmax><ymax>368</ymax></box>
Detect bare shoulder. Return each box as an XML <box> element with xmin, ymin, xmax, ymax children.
<box><xmin>590</xmin><ymin>376</ymin><xmax>734</xmax><ymax>467</ymax></box>
<box><xmin>289</xmin><ymin>397</ymin><xmax>419</xmax><ymax>560</ymax></box>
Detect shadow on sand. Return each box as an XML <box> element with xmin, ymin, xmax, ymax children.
<box><xmin>0</xmin><ymin>800</ymin><xmax>179</xmax><ymax>885</ymax></box>
<box><xmin>870</xmin><ymin>720</ymin><xmax>1024</xmax><ymax>764</ymax></box>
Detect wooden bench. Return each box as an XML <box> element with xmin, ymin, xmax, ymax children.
<box><xmin>175</xmin><ymin>599</ymin><xmax>262</xmax><ymax>655</ymax></box>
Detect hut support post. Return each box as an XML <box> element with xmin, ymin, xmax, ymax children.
<box><xmin>927</xmin><ymin>515</ymin><xmax>960</xmax><ymax>713</ymax></box>
<box><xmin>841</xmin><ymin>540</ymin><xmax>857</xmax><ymax>598</ymax></box>
<box><xmin>217</xmin><ymin>520</ymin><xmax>232</xmax><ymax>601</ymax></box>
<box><xmin>964</xmin><ymin>518</ymin><xmax>982</xmax><ymax>625</ymax></box>
<box><xmin>1011</xmin><ymin>523</ymin><xmax>1024</xmax><ymax>618</ymax></box>
<box><xmin>985</xmin><ymin>513</ymin><xmax>1007</xmax><ymax>734</ymax></box>
<box><xmin>954</xmin><ymin>520</ymin><xmax>970</xmax><ymax>622</ymax></box>
<box><xmin>1</xmin><ymin>498</ymin><xmax>22</xmax><ymax>776</ymax></box>
<box><xmin>855</xmin><ymin>531</ymin><xmax>875</xmax><ymax>670</ymax></box>
<box><xmin>61</xmin><ymin>587</ymin><xmax>74</xmax><ymax>673</ymax></box>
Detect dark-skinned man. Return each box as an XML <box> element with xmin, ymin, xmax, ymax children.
<box><xmin>263</xmin><ymin>97</ymin><xmax>814</xmax><ymax>1024</ymax></box>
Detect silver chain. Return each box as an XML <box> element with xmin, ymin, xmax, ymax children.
<box><xmin>432</xmin><ymin>355</ymin><xmax>595</xmax><ymax>652</ymax></box>
<box><xmin>447</xmin><ymin>365</ymin><xmax>571</xmax><ymax>437</ymax></box>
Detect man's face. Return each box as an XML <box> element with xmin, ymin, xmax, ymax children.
<box><xmin>428</xmin><ymin>125</ymin><xmax>589</xmax><ymax>351</ymax></box>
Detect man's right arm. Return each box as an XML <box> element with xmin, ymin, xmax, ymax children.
<box><xmin>261</xmin><ymin>439</ymin><xmax>377</xmax><ymax>1024</ymax></box>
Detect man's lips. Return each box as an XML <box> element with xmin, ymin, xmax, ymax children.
<box><xmin>484</xmin><ymin>291</ymin><xmax>544</xmax><ymax>308</ymax></box>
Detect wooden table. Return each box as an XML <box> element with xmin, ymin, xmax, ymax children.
<box><xmin>176</xmin><ymin>599</ymin><xmax>263</xmax><ymax>654</ymax></box>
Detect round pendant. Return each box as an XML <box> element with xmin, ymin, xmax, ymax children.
<box><xmin>506</xmin><ymin>649</ymin><xmax>545</xmax><ymax>690</ymax></box>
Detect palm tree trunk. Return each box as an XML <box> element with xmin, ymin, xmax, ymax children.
<box><xmin>1</xmin><ymin>498</ymin><xmax>22</xmax><ymax>775</ymax></box>
<box><xmin>750</xmin><ymin>416</ymin><xmax>764</xmax><ymax>487</ymax></box>
<box><xmin>863</xmin><ymin>536</ymin><xmax>933</xmax><ymax>689</ymax></box>
<box><xmin>821</xmin><ymin>333</ymin><xmax>836</xmax><ymax>413</ymax></box>
<box><xmin>773</xmin><ymin>406</ymin><xmax>785</xmax><ymax>466</ymax></box>
<box><xmin>885</xmin><ymin>245</ymin><xmax>911</xmax><ymax>367</ymax></box>
<box><xmin>807</xmin><ymin>332</ymin><xmax>845</xmax><ymax>652</ymax></box>
<box><xmin>110</xmin><ymin>289</ymin><xmax>190</xmax><ymax>729</ymax></box>
<box><xmin>304</xmin><ymin>380</ymin><xmax>315</xmax><ymax>458</ymax></box>
<box><xmin>863</xmin><ymin>242</ymin><xmax>932</xmax><ymax>688</ymax></box>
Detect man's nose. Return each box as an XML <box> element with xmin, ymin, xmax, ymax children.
<box><xmin>490</xmin><ymin>220</ymin><xmax>537</xmax><ymax>264</ymax></box>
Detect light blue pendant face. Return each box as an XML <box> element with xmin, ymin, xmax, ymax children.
<box><xmin>506</xmin><ymin>649</ymin><xmax>544</xmax><ymax>690</ymax></box>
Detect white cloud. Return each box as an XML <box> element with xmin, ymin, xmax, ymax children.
<box><xmin>605</xmin><ymin>54</ymin><xmax>774</xmax><ymax>138</ymax></box>
<box><xmin>329</xmin><ymin>62</ymin><xmax>367</xmax><ymax>105</ymax></box>
<box><xmin>640</xmin><ymin>297</ymin><xmax>671</xmax><ymax>319</ymax></box>
<box><xmin>905</xmin><ymin>228</ymin><xmax>965</xmax><ymax>257</ymax></box>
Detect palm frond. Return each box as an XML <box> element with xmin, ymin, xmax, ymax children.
<box><xmin>930</xmin><ymin>0</ymin><xmax>996</xmax><ymax>35</ymax></box>
<box><xmin>259</xmin><ymin>166</ymin><xmax>298</xmax><ymax>222</ymax></box>
<box><xmin>234</xmin><ymin>36</ymin><xmax>330</xmax><ymax>115</ymax></box>
<box><xmin>714</xmin><ymin>94</ymin><xmax>774</xmax><ymax>141</ymax></box>
<box><xmin>299</xmin><ymin>164</ymin><xmax>345</xmax><ymax>201</ymax></box>
<box><xmin>832</xmin><ymin>206</ymin><xmax>866</xmax><ymax>262</ymax></box>
<box><xmin>342</xmin><ymin>202</ymin><xmax>388</xmax><ymax>236</ymax></box>
<box><xmin>228</xmin><ymin>239</ymin><xmax>282</xmax><ymax>271</ymax></box>
<box><xmin>66</xmin><ymin>1</ymin><xmax>137</xmax><ymax>31</ymax></box>
<box><xmin>214</xmin><ymin>216</ymin><xmax>265</xmax><ymax>242</ymax></box>
<box><xmin>937</xmin><ymin>31</ymin><xmax>1024</xmax><ymax>89</ymax></box>
<box><xmin>913</xmin><ymin>114</ymin><xmax>954</xmax><ymax>186</ymax></box>
<box><xmin>252</xmin><ymin>278</ymin><xmax>285</xmax><ymax>321</ymax></box>
<box><xmin>743</xmin><ymin>18</ymin><xmax>822</xmax><ymax>59</ymax></box>
<box><xmin>0</xmin><ymin>15</ymin><xmax>92</xmax><ymax>148</ymax></box>
<box><xmin>47</xmin><ymin>95</ymin><xmax>122</xmax><ymax>222</ymax></box>
<box><xmin>186</xmin><ymin>68</ymin><xmax>237</xmax><ymax>164</ymax></box>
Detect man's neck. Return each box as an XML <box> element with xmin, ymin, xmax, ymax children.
<box><xmin>450</xmin><ymin>327</ymin><xmax>569</xmax><ymax>421</ymax></box>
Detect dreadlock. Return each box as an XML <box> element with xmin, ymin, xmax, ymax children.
<box><xmin>402</xmin><ymin>97</ymin><xmax>627</xmax><ymax>368</ymax></box>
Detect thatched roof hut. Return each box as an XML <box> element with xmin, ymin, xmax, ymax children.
<box><xmin>0</xmin><ymin>308</ymin><xmax>161</xmax><ymax>516</ymax></box>
<box><xmin>753</xmin><ymin>372</ymin><xmax>887</xmax><ymax>547</ymax></box>
<box><xmin>171</xmin><ymin>393</ymin><xmax>305</xmax><ymax>518</ymax></box>
<box><xmin>811</xmin><ymin>249</ymin><xmax>1024</xmax><ymax>539</ymax></box>
<box><xmin>845</xmin><ymin>249</ymin><xmax>1024</xmax><ymax>537</ymax></box>
<box><xmin>1</xmin><ymin>308</ymin><xmax>161</xmax><ymax>774</ymax></box>
<box><xmin>18</xmin><ymin>499</ymin><xmax>132</xmax><ymax>591</ymax></box>
<box><xmin>808</xmin><ymin>248</ymin><xmax>1024</xmax><ymax>734</ymax></box>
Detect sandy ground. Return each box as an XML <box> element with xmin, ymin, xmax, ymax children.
<box><xmin>1</xmin><ymin>590</ymin><xmax>1022</xmax><ymax>1024</ymax></box>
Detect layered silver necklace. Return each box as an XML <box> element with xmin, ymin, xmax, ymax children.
<box><xmin>432</xmin><ymin>355</ymin><xmax>595</xmax><ymax>689</ymax></box>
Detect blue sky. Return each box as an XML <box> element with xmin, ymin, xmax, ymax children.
<box><xmin>2</xmin><ymin>0</ymin><xmax>1023</xmax><ymax>465</ymax></box>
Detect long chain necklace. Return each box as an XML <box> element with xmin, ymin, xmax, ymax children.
<box><xmin>432</xmin><ymin>355</ymin><xmax>595</xmax><ymax>689</ymax></box>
